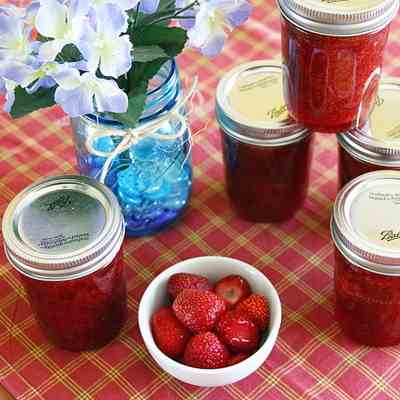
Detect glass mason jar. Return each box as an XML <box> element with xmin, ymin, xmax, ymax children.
<box><xmin>338</xmin><ymin>78</ymin><xmax>400</xmax><ymax>188</ymax></box>
<box><xmin>216</xmin><ymin>60</ymin><xmax>313</xmax><ymax>223</ymax></box>
<box><xmin>71</xmin><ymin>60</ymin><xmax>192</xmax><ymax>237</ymax></box>
<box><xmin>277</xmin><ymin>0</ymin><xmax>399</xmax><ymax>133</ymax></box>
<box><xmin>2</xmin><ymin>175</ymin><xmax>127</xmax><ymax>351</ymax></box>
<box><xmin>332</xmin><ymin>171</ymin><xmax>400</xmax><ymax>346</ymax></box>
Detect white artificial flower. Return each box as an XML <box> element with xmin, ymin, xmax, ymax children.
<box><xmin>0</xmin><ymin>13</ymin><xmax>33</xmax><ymax>62</ymax></box>
<box><xmin>187</xmin><ymin>0</ymin><xmax>253</xmax><ymax>58</ymax></box>
<box><xmin>35</xmin><ymin>0</ymin><xmax>91</xmax><ymax>61</ymax></box>
<box><xmin>55</xmin><ymin>71</ymin><xmax>128</xmax><ymax>117</ymax></box>
<box><xmin>77</xmin><ymin>4</ymin><xmax>132</xmax><ymax>78</ymax></box>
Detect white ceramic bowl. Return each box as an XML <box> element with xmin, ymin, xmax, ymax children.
<box><xmin>138</xmin><ymin>256</ymin><xmax>282</xmax><ymax>387</ymax></box>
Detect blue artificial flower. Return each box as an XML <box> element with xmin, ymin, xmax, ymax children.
<box><xmin>55</xmin><ymin>71</ymin><xmax>128</xmax><ymax>117</ymax></box>
<box><xmin>77</xmin><ymin>4</ymin><xmax>132</xmax><ymax>78</ymax></box>
<box><xmin>186</xmin><ymin>0</ymin><xmax>253</xmax><ymax>58</ymax></box>
<box><xmin>0</xmin><ymin>11</ymin><xmax>35</xmax><ymax>62</ymax></box>
<box><xmin>0</xmin><ymin>77</ymin><xmax>17</xmax><ymax>113</ymax></box>
<box><xmin>35</xmin><ymin>0</ymin><xmax>91</xmax><ymax>61</ymax></box>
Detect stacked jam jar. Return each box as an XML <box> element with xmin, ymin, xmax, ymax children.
<box><xmin>217</xmin><ymin>0</ymin><xmax>400</xmax><ymax>346</ymax></box>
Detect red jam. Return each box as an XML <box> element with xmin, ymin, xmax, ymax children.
<box><xmin>332</xmin><ymin>170</ymin><xmax>400</xmax><ymax>346</ymax></box>
<box><xmin>281</xmin><ymin>18</ymin><xmax>390</xmax><ymax>133</ymax></box>
<box><xmin>19</xmin><ymin>248</ymin><xmax>127</xmax><ymax>351</ymax></box>
<box><xmin>334</xmin><ymin>249</ymin><xmax>400</xmax><ymax>347</ymax></box>
<box><xmin>2</xmin><ymin>175</ymin><xmax>127</xmax><ymax>352</ymax></box>
<box><xmin>221</xmin><ymin>130</ymin><xmax>313</xmax><ymax>222</ymax></box>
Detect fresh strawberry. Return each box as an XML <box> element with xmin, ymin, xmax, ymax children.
<box><xmin>184</xmin><ymin>332</ymin><xmax>230</xmax><ymax>369</ymax></box>
<box><xmin>227</xmin><ymin>353</ymin><xmax>250</xmax><ymax>366</ymax></box>
<box><xmin>151</xmin><ymin>307</ymin><xmax>191</xmax><ymax>359</ymax></box>
<box><xmin>167</xmin><ymin>273</ymin><xmax>212</xmax><ymax>300</ymax></box>
<box><xmin>216</xmin><ymin>310</ymin><xmax>260</xmax><ymax>352</ymax></box>
<box><xmin>173</xmin><ymin>289</ymin><xmax>226</xmax><ymax>333</ymax></box>
<box><xmin>237</xmin><ymin>294</ymin><xmax>269</xmax><ymax>330</ymax></box>
<box><xmin>214</xmin><ymin>275</ymin><xmax>251</xmax><ymax>309</ymax></box>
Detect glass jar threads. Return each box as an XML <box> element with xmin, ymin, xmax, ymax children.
<box><xmin>332</xmin><ymin>171</ymin><xmax>400</xmax><ymax>346</ymax></box>
<box><xmin>72</xmin><ymin>60</ymin><xmax>192</xmax><ymax>237</ymax></box>
<box><xmin>216</xmin><ymin>60</ymin><xmax>313</xmax><ymax>223</ymax></box>
<box><xmin>338</xmin><ymin>78</ymin><xmax>400</xmax><ymax>188</ymax></box>
<box><xmin>277</xmin><ymin>0</ymin><xmax>399</xmax><ymax>133</ymax></box>
<box><xmin>2</xmin><ymin>175</ymin><xmax>127</xmax><ymax>351</ymax></box>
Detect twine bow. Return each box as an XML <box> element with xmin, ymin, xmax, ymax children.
<box><xmin>85</xmin><ymin>77</ymin><xmax>198</xmax><ymax>184</ymax></box>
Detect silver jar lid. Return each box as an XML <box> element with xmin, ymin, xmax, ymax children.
<box><xmin>277</xmin><ymin>0</ymin><xmax>399</xmax><ymax>36</ymax></box>
<box><xmin>332</xmin><ymin>170</ymin><xmax>400</xmax><ymax>276</ymax></box>
<box><xmin>2</xmin><ymin>175</ymin><xmax>125</xmax><ymax>281</ymax></box>
<box><xmin>216</xmin><ymin>60</ymin><xmax>309</xmax><ymax>147</ymax></box>
<box><xmin>338</xmin><ymin>78</ymin><xmax>400</xmax><ymax>167</ymax></box>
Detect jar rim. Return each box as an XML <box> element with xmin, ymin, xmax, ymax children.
<box><xmin>2</xmin><ymin>175</ymin><xmax>125</xmax><ymax>281</ymax></box>
<box><xmin>216</xmin><ymin>60</ymin><xmax>310</xmax><ymax>147</ymax></box>
<box><xmin>277</xmin><ymin>0</ymin><xmax>399</xmax><ymax>36</ymax></box>
<box><xmin>338</xmin><ymin>78</ymin><xmax>400</xmax><ymax>165</ymax></box>
<box><xmin>331</xmin><ymin>170</ymin><xmax>400</xmax><ymax>276</ymax></box>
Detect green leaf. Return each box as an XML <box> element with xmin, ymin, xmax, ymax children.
<box><xmin>109</xmin><ymin>80</ymin><xmax>148</xmax><ymax>126</ymax></box>
<box><xmin>132</xmin><ymin>59</ymin><xmax>168</xmax><ymax>86</ymax></box>
<box><xmin>56</xmin><ymin>43</ymin><xmax>83</xmax><ymax>63</ymax></box>
<box><xmin>10</xmin><ymin>87</ymin><xmax>56</xmax><ymax>119</ymax></box>
<box><xmin>131</xmin><ymin>0</ymin><xmax>176</xmax><ymax>27</ymax></box>
<box><xmin>133</xmin><ymin>26</ymin><xmax>188</xmax><ymax>58</ymax></box>
<box><xmin>134</xmin><ymin>45</ymin><xmax>169</xmax><ymax>62</ymax></box>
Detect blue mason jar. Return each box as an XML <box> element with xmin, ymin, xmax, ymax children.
<box><xmin>71</xmin><ymin>61</ymin><xmax>192</xmax><ymax>237</ymax></box>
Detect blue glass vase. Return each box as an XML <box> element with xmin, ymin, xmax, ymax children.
<box><xmin>71</xmin><ymin>61</ymin><xmax>192</xmax><ymax>237</ymax></box>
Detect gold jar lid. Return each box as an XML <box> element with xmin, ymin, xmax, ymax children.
<box><xmin>216</xmin><ymin>60</ymin><xmax>309</xmax><ymax>147</ymax></box>
<box><xmin>332</xmin><ymin>170</ymin><xmax>400</xmax><ymax>276</ymax></box>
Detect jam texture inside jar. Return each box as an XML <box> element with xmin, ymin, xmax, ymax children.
<box><xmin>2</xmin><ymin>175</ymin><xmax>127</xmax><ymax>351</ymax></box>
<box><xmin>331</xmin><ymin>171</ymin><xmax>400</xmax><ymax>346</ymax></box>
<box><xmin>338</xmin><ymin>79</ymin><xmax>400</xmax><ymax>188</ymax></box>
<box><xmin>337</xmin><ymin>143</ymin><xmax>384</xmax><ymax>189</ymax></box>
<box><xmin>334</xmin><ymin>249</ymin><xmax>400</xmax><ymax>347</ymax></box>
<box><xmin>216</xmin><ymin>60</ymin><xmax>312</xmax><ymax>223</ymax></box>
<box><xmin>222</xmin><ymin>130</ymin><xmax>313</xmax><ymax>222</ymax></box>
<box><xmin>278</xmin><ymin>0</ymin><xmax>398</xmax><ymax>133</ymax></box>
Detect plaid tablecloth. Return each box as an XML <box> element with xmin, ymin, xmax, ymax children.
<box><xmin>1</xmin><ymin>1</ymin><xmax>400</xmax><ymax>399</ymax></box>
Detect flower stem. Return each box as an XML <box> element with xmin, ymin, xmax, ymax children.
<box><xmin>149</xmin><ymin>1</ymin><xmax>199</xmax><ymax>26</ymax></box>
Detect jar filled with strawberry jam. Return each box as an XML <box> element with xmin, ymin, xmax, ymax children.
<box><xmin>277</xmin><ymin>0</ymin><xmax>399</xmax><ymax>133</ymax></box>
<box><xmin>2</xmin><ymin>175</ymin><xmax>127</xmax><ymax>351</ymax></box>
<box><xmin>338</xmin><ymin>78</ymin><xmax>400</xmax><ymax>188</ymax></box>
<box><xmin>216</xmin><ymin>60</ymin><xmax>313</xmax><ymax>223</ymax></box>
<box><xmin>332</xmin><ymin>171</ymin><xmax>400</xmax><ymax>346</ymax></box>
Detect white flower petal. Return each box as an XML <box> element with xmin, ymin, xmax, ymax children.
<box><xmin>55</xmin><ymin>85</ymin><xmax>94</xmax><ymax>117</ymax></box>
<box><xmin>99</xmin><ymin>34</ymin><xmax>132</xmax><ymax>78</ymax></box>
<box><xmin>3</xmin><ymin>79</ymin><xmax>17</xmax><ymax>112</ymax></box>
<box><xmin>0</xmin><ymin>61</ymin><xmax>35</xmax><ymax>84</ymax></box>
<box><xmin>69</xmin><ymin>15</ymin><xmax>90</xmax><ymax>42</ymax></box>
<box><xmin>35</xmin><ymin>0</ymin><xmax>67</xmax><ymax>39</ymax></box>
<box><xmin>200</xmin><ymin>29</ymin><xmax>227</xmax><ymax>58</ymax></box>
<box><xmin>38</xmin><ymin>39</ymin><xmax>67</xmax><ymax>61</ymax></box>
<box><xmin>0</xmin><ymin>5</ymin><xmax>26</xmax><ymax>19</ymax></box>
<box><xmin>69</xmin><ymin>0</ymin><xmax>91</xmax><ymax>19</ymax></box>
<box><xmin>92</xmin><ymin>78</ymin><xmax>128</xmax><ymax>113</ymax></box>
<box><xmin>95</xmin><ymin>4</ymin><xmax>128</xmax><ymax>36</ymax></box>
<box><xmin>51</xmin><ymin>66</ymin><xmax>81</xmax><ymax>90</ymax></box>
